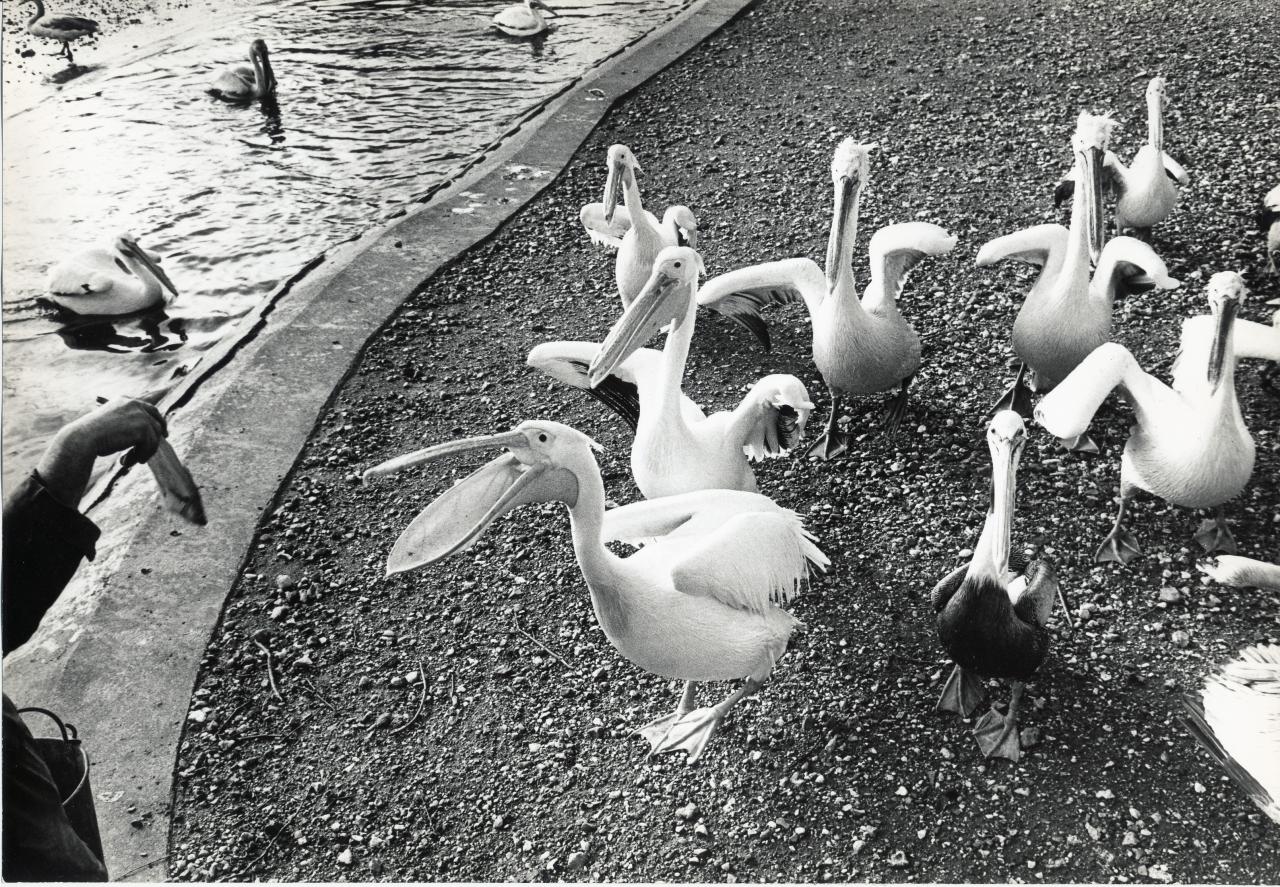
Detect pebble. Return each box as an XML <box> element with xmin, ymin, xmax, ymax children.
<box><xmin>1157</xmin><ymin>587</ymin><xmax>1182</xmax><ymax>603</ymax></box>
<box><xmin>275</xmin><ymin>574</ymin><xmax>295</xmax><ymax>590</ymax></box>
<box><xmin>888</xmin><ymin>850</ymin><xmax>908</xmax><ymax>868</ymax></box>
<box><xmin>676</xmin><ymin>803</ymin><xmax>701</xmax><ymax>821</ymax></box>
<box><xmin>1019</xmin><ymin>726</ymin><xmax>1041</xmax><ymax>748</ymax></box>
<box><xmin>336</xmin><ymin>849</ymin><xmax>353</xmax><ymax>866</ymax></box>
<box><xmin>566</xmin><ymin>851</ymin><xmax>587</xmax><ymax>872</ymax></box>
<box><xmin>1171</xmin><ymin>630</ymin><xmax>1191</xmax><ymax>648</ymax></box>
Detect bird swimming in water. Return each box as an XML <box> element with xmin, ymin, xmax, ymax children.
<box><xmin>932</xmin><ymin>410</ymin><xmax>1068</xmax><ymax>762</ymax></box>
<box><xmin>45</xmin><ymin>233</ymin><xmax>179</xmax><ymax>316</ymax></box>
<box><xmin>22</xmin><ymin>0</ymin><xmax>98</xmax><ymax>64</ymax></box>
<box><xmin>492</xmin><ymin>0</ymin><xmax>556</xmax><ymax>38</ymax></box>
<box><xmin>210</xmin><ymin>39</ymin><xmax>277</xmax><ymax>102</ymax></box>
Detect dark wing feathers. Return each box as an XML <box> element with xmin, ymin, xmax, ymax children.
<box><xmin>774</xmin><ymin>404</ymin><xmax>801</xmax><ymax>452</ymax></box>
<box><xmin>1053</xmin><ymin>179</ymin><xmax>1074</xmax><ymax>208</ymax></box>
<box><xmin>708</xmin><ymin>286</ymin><xmax>803</xmax><ymax>351</ymax></box>
<box><xmin>930</xmin><ymin>564</ymin><xmax>968</xmax><ymax>613</ymax></box>
<box><xmin>565</xmin><ymin>359</ymin><xmax>640</xmax><ymax>432</ymax></box>
<box><xmin>1012</xmin><ymin>558</ymin><xmax>1058</xmax><ymax>628</ymax></box>
<box><xmin>48</xmin><ymin>14</ymin><xmax>99</xmax><ymax>31</ymax></box>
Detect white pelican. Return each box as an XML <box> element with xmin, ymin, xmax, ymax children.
<box><xmin>210</xmin><ymin>39</ymin><xmax>277</xmax><ymax>102</ymax></box>
<box><xmin>1199</xmin><ymin>555</ymin><xmax>1280</xmax><ymax>592</ymax></box>
<box><xmin>583</xmin><ymin>145</ymin><xmax>695</xmax><ymax>307</ymax></box>
<box><xmin>579</xmin><ymin>202</ymin><xmax>698</xmax><ymax>253</ymax></box>
<box><xmin>1261</xmin><ymin>184</ymin><xmax>1280</xmax><ymax>275</ymax></box>
<box><xmin>530</xmin><ymin>249</ymin><xmax>813</xmax><ymax>500</ymax></box>
<box><xmin>46</xmin><ymin>233</ymin><xmax>179</xmax><ymax>316</ymax></box>
<box><xmin>22</xmin><ymin>0</ymin><xmax>98</xmax><ymax>63</ymax></box>
<box><xmin>696</xmin><ymin>140</ymin><xmax>956</xmax><ymax>458</ymax></box>
<box><xmin>492</xmin><ymin>0</ymin><xmax>555</xmax><ymax>38</ymax></box>
<box><xmin>979</xmin><ymin>113</ymin><xmax>1179</xmax><ymax>443</ymax></box>
<box><xmin>1034</xmin><ymin>271</ymin><xmax>1280</xmax><ymax>563</ymax></box>
<box><xmin>363</xmin><ymin>420</ymin><xmax>830</xmax><ymax>761</ymax></box>
<box><xmin>1183</xmin><ymin>643</ymin><xmax>1280</xmax><ymax>825</ymax></box>
<box><xmin>932</xmin><ymin>411</ymin><xmax>1067</xmax><ymax>762</ymax></box>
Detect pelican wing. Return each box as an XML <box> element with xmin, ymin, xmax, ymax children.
<box><xmin>1094</xmin><ymin>236</ymin><xmax>1179</xmax><ymax>302</ymax></box>
<box><xmin>1183</xmin><ymin>644</ymin><xmax>1280</xmax><ymax>824</ymax></box>
<box><xmin>1163</xmin><ymin>153</ymin><xmax>1190</xmax><ymax>186</ymax></box>
<box><xmin>1011</xmin><ymin>559</ymin><xmax>1058</xmax><ymax>629</ymax></box>
<box><xmin>929</xmin><ymin>564</ymin><xmax>968</xmax><ymax>612</ymax></box>
<box><xmin>46</xmin><ymin>249</ymin><xmax>119</xmax><ymax>295</ymax></box>
<box><xmin>975</xmin><ymin>224</ymin><xmax>1069</xmax><ymax>270</ymax></box>
<box><xmin>603</xmin><ymin>488</ymin><xmax>789</xmax><ymax>547</ymax></box>
<box><xmin>866</xmin><ymin>222</ymin><xmax>957</xmax><ymax>307</ymax></box>
<box><xmin>1053</xmin><ymin>152</ymin><xmax>1127</xmax><ymax>205</ymax></box>
<box><xmin>579</xmin><ymin>203</ymin><xmax>631</xmax><ymax>250</ymax></box>
<box><xmin>697</xmin><ymin>258</ymin><xmax>826</xmax><ymax>350</ymax></box>
<box><xmin>1199</xmin><ymin>555</ymin><xmax>1280</xmax><ymax>592</ymax></box>
<box><xmin>1034</xmin><ymin>342</ymin><xmax>1174</xmax><ymax>439</ymax></box>
<box><xmin>1173</xmin><ymin>317</ymin><xmax>1280</xmax><ymax>393</ymax></box>
<box><xmin>725</xmin><ymin>374</ymin><xmax>813</xmax><ymax>460</ymax></box>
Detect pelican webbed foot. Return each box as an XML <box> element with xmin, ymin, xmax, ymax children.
<box><xmin>1096</xmin><ymin>526</ymin><xmax>1142</xmax><ymax>564</ymax></box>
<box><xmin>985</xmin><ymin>364</ymin><xmax>1034</xmax><ymax>422</ymax></box>
<box><xmin>807</xmin><ymin>396</ymin><xmax>849</xmax><ymax>461</ymax></box>
<box><xmin>653</xmin><ymin>679</ymin><xmax>761</xmax><ymax>764</ymax></box>
<box><xmin>636</xmin><ymin>682</ymin><xmax>696</xmax><ymax>751</ymax></box>
<box><xmin>937</xmin><ymin>665</ymin><xmax>985</xmax><ymax>718</ymax></box>
<box><xmin>1057</xmin><ymin>433</ymin><xmax>1100</xmax><ymax>454</ymax></box>
<box><xmin>1193</xmin><ymin>511</ymin><xmax>1238</xmax><ymax>555</ymax></box>
<box><xmin>972</xmin><ymin>683</ymin><xmax>1025</xmax><ymax>762</ymax></box>
<box><xmin>880</xmin><ymin>375</ymin><xmax>914</xmax><ymax>436</ymax></box>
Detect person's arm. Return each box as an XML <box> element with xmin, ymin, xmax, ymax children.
<box><xmin>2</xmin><ymin>399</ymin><xmax>166</xmax><ymax>655</ymax></box>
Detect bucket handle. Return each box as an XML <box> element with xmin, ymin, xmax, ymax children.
<box><xmin>16</xmin><ymin>706</ymin><xmax>91</xmax><ymax>807</ymax></box>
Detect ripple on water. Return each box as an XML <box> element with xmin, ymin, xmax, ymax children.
<box><xmin>3</xmin><ymin>0</ymin><xmax>691</xmax><ymax>484</ymax></box>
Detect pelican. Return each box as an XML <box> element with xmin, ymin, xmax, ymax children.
<box><xmin>931</xmin><ymin>411</ymin><xmax>1067</xmax><ymax>762</ymax></box>
<box><xmin>1183</xmin><ymin>643</ymin><xmax>1280</xmax><ymax>825</ymax></box>
<box><xmin>1034</xmin><ymin>271</ymin><xmax>1280</xmax><ymax>563</ymax></box>
<box><xmin>696</xmin><ymin>140</ymin><xmax>956</xmax><ymax>458</ymax></box>
<box><xmin>363</xmin><ymin>420</ymin><xmax>830</xmax><ymax>761</ymax></box>
<box><xmin>1261</xmin><ymin>184</ymin><xmax>1280</xmax><ymax>275</ymax></box>
<box><xmin>22</xmin><ymin>0</ymin><xmax>98</xmax><ymax>63</ymax></box>
<box><xmin>979</xmin><ymin>113</ymin><xmax>1179</xmax><ymax>442</ymax></box>
<box><xmin>580</xmin><ymin>203</ymin><xmax>698</xmax><ymax>253</ymax></box>
<box><xmin>45</xmin><ymin>233</ymin><xmax>179</xmax><ymax>316</ymax></box>
<box><xmin>210</xmin><ymin>39</ymin><xmax>277</xmax><ymax>102</ymax></box>
<box><xmin>580</xmin><ymin>145</ymin><xmax>698</xmax><ymax>308</ymax></box>
<box><xmin>492</xmin><ymin>0</ymin><xmax>555</xmax><ymax>38</ymax></box>
<box><xmin>1199</xmin><ymin>555</ymin><xmax>1280</xmax><ymax>592</ymax></box>
<box><xmin>531</xmin><ymin>249</ymin><xmax>813</xmax><ymax>500</ymax></box>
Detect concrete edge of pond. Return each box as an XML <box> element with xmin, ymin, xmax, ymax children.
<box><xmin>1</xmin><ymin>0</ymin><xmax>756</xmax><ymax>878</ymax></box>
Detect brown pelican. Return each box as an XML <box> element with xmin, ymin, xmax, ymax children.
<box><xmin>363</xmin><ymin>420</ymin><xmax>829</xmax><ymax>762</ymax></box>
<box><xmin>979</xmin><ymin>113</ymin><xmax>1179</xmax><ymax>444</ymax></box>
<box><xmin>531</xmin><ymin>247</ymin><xmax>813</xmax><ymax>499</ymax></box>
<box><xmin>22</xmin><ymin>0</ymin><xmax>97</xmax><ymax>63</ymax></box>
<box><xmin>932</xmin><ymin>411</ymin><xmax>1067</xmax><ymax>762</ymax></box>
<box><xmin>696</xmin><ymin>140</ymin><xmax>956</xmax><ymax>458</ymax></box>
<box><xmin>1034</xmin><ymin>271</ymin><xmax>1280</xmax><ymax>562</ymax></box>
<box><xmin>45</xmin><ymin>233</ymin><xmax>179</xmax><ymax>316</ymax></box>
<box><xmin>1183</xmin><ymin>643</ymin><xmax>1280</xmax><ymax>825</ymax></box>
<box><xmin>493</xmin><ymin>0</ymin><xmax>556</xmax><ymax>38</ymax></box>
<box><xmin>210</xmin><ymin>39</ymin><xmax>277</xmax><ymax>102</ymax></box>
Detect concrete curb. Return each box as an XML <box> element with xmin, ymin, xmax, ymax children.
<box><xmin>1</xmin><ymin>0</ymin><xmax>755</xmax><ymax>878</ymax></box>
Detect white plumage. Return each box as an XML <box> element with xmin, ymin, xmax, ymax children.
<box><xmin>492</xmin><ymin>0</ymin><xmax>554</xmax><ymax>37</ymax></box>
<box><xmin>1198</xmin><ymin>555</ymin><xmax>1280</xmax><ymax>592</ymax></box>
<box><xmin>1107</xmin><ymin>77</ymin><xmax>1190</xmax><ymax>234</ymax></box>
<box><xmin>580</xmin><ymin>203</ymin><xmax>697</xmax><ymax>253</ymax></box>
<box><xmin>45</xmin><ymin>232</ymin><xmax>179</xmax><ymax>316</ymax></box>
<box><xmin>210</xmin><ymin>39</ymin><xmax>277</xmax><ymax>102</ymax></box>
<box><xmin>1184</xmin><ymin>644</ymin><xmax>1280</xmax><ymax>825</ymax></box>
<box><xmin>364</xmin><ymin>420</ymin><xmax>829</xmax><ymax>762</ymax></box>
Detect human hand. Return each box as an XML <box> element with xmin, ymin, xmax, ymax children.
<box><xmin>37</xmin><ymin>398</ymin><xmax>168</xmax><ymax>507</ymax></box>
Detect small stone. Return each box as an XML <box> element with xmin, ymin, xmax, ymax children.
<box><xmin>1158</xmin><ymin>587</ymin><xmax>1182</xmax><ymax>603</ymax></box>
<box><xmin>694</xmin><ymin>822</ymin><xmax>710</xmax><ymax>839</ymax></box>
<box><xmin>1193</xmin><ymin>782</ymin><xmax>1206</xmax><ymax>793</ymax></box>
<box><xmin>676</xmin><ymin>803</ymin><xmax>701</xmax><ymax>821</ymax></box>
<box><xmin>270</xmin><ymin>605</ymin><xmax>289</xmax><ymax>621</ymax></box>
<box><xmin>851</xmin><ymin>839</ymin><xmax>865</xmax><ymax>856</ymax></box>
<box><xmin>1147</xmin><ymin>864</ymin><xmax>1173</xmax><ymax>883</ymax></box>
<box><xmin>888</xmin><ymin>850</ymin><xmax>908</xmax><ymax>868</ymax></box>
<box><xmin>1122</xmin><ymin>831</ymin><xmax>1138</xmax><ymax>846</ymax></box>
<box><xmin>1096</xmin><ymin>789</ymin><xmax>1115</xmax><ymax>799</ymax></box>
<box><xmin>276</xmin><ymin>574</ymin><xmax>296</xmax><ymax>590</ymax></box>
<box><xmin>336</xmin><ymin>849</ymin><xmax>353</xmax><ymax>866</ymax></box>
<box><xmin>566</xmin><ymin>851</ymin><xmax>587</xmax><ymax>872</ymax></box>
<box><xmin>1171</xmin><ymin>630</ymin><xmax>1191</xmax><ymax>648</ymax></box>
<box><xmin>895</xmin><ymin>786</ymin><xmax>908</xmax><ymax>796</ymax></box>
<box><xmin>187</xmin><ymin>710</ymin><xmax>207</xmax><ymax>723</ymax></box>
<box><xmin>405</xmin><ymin>671</ymin><xmax>419</xmax><ymax>684</ymax></box>
<box><xmin>389</xmin><ymin>676</ymin><xmax>406</xmax><ymax>689</ymax></box>
<box><xmin>370</xmin><ymin>713</ymin><xmax>392</xmax><ymax>730</ymax></box>
<box><xmin>295</xmin><ymin>654</ymin><xmax>314</xmax><ymax>669</ymax></box>
<box><xmin>1019</xmin><ymin>726</ymin><xmax>1041</xmax><ymax>748</ymax></box>
<box><xmin>367</xmin><ymin>835</ymin><xmax>384</xmax><ymax>849</ymax></box>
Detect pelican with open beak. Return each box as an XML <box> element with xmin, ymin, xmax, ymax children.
<box><xmin>932</xmin><ymin>411</ymin><xmax>1067</xmax><ymax>762</ymax></box>
<box><xmin>46</xmin><ymin>232</ymin><xmax>180</xmax><ymax>316</ymax></box>
<box><xmin>1035</xmin><ymin>272</ymin><xmax>1279</xmax><ymax>563</ymax></box>
<box><xmin>979</xmin><ymin>113</ymin><xmax>1178</xmax><ymax>446</ymax></box>
<box><xmin>210</xmin><ymin>39</ymin><xmax>277</xmax><ymax>102</ymax></box>
<box><xmin>492</xmin><ymin>0</ymin><xmax>555</xmax><ymax>38</ymax></box>
<box><xmin>364</xmin><ymin>420</ymin><xmax>829</xmax><ymax>762</ymax></box>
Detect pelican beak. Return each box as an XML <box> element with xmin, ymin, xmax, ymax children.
<box><xmin>603</xmin><ymin>155</ymin><xmax>626</xmax><ymax>224</ymax></box>
<box><xmin>589</xmin><ymin>268</ymin><xmax>687</xmax><ymax>387</ymax></box>
<box><xmin>531</xmin><ymin>0</ymin><xmax>556</xmax><ymax>15</ymax></box>
<box><xmin>123</xmin><ymin>239</ymin><xmax>179</xmax><ymax>298</ymax></box>
<box><xmin>1077</xmin><ymin>145</ymin><xmax>1106</xmax><ymax>263</ymax></box>
<box><xmin>825</xmin><ymin>172</ymin><xmax>859</xmax><ymax>285</ymax></box>
<box><xmin>986</xmin><ymin>419</ymin><xmax>1025</xmax><ymax>575</ymax></box>
<box><xmin>364</xmin><ymin>430</ymin><xmax>573</xmax><ymax>575</ymax></box>
<box><xmin>1205</xmin><ymin>294</ymin><xmax>1239</xmax><ymax>393</ymax></box>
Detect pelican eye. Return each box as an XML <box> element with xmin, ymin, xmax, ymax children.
<box><xmin>673</xmin><ymin>261</ymin><xmax>682</xmax><ymax>269</ymax></box>
<box><xmin>537</xmin><ymin>433</ymin><xmax>548</xmax><ymax>443</ymax></box>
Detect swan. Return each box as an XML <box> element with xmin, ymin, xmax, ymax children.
<box><xmin>210</xmin><ymin>39</ymin><xmax>277</xmax><ymax>102</ymax></box>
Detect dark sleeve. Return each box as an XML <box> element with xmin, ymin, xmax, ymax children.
<box><xmin>2</xmin><ymin>472</ymin><xmax>100</xmax><ymax>656</ymax></box>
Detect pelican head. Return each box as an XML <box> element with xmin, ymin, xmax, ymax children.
<box><xmin>249</xmin><ymin>39</ymin><xmax>277</xmax><ymax>98</ymax></box>
<box><xmin>589</xmin><ymin>245</ymin><xmax>703</xmax><ymax>386</ymax></box>
<box><xmin>1205</xmin><ymin>271</ymin><xmax>1245</xmax><ymax>392</ymax></box>
<box><xmin>826</xmin><ymin>139</ymin><xmax>876</xmax><ymax>284</ymax></box>
<box><xmin>113</xmin><ymin>233</ymin><xmax>179</xmax><ymax>298</ymax></box>
<box><xmin>1146</xmin><ymin>75</ymin><xmax>1167</xmax><ymax>109</ymax></box>
<box><xmin>664</xmin><ymin>205</ymin><xmax>699</xmax><ymax>248</ymax></box>
<box><xmin>603</xmin><ymin>144</ymin><xmax>641</xmax><ymax>224</ymax></box>
<box><xmin>528</xmin><ymin>0</ymin><xmax>556</xmax><ymax>14</ymax></box>
<box><xmin>1071</xmin><ymin>112</ymin><xmax>1115</xmax><ymax>261</ymax></box>
<box><xmin>364</xmin><ymin>420</ymin><xmax>596</xmax><ymax>575</ymax></box>
<box><xmin>979</xmin><ymin>410</ymin><xmax>1028</xmax><ymax>578</ymax></box>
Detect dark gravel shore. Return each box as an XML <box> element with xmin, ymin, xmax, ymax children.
<box><xmin>170</xmin><ymin>0</ymin><xmax>1280</xmax><ymax>880</ymax></box>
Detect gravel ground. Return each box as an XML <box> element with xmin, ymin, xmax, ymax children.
<box><xmin>168</xmin><ymin>0</ymin><xmax>1280</xmax><ymax>880</ymax></box>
